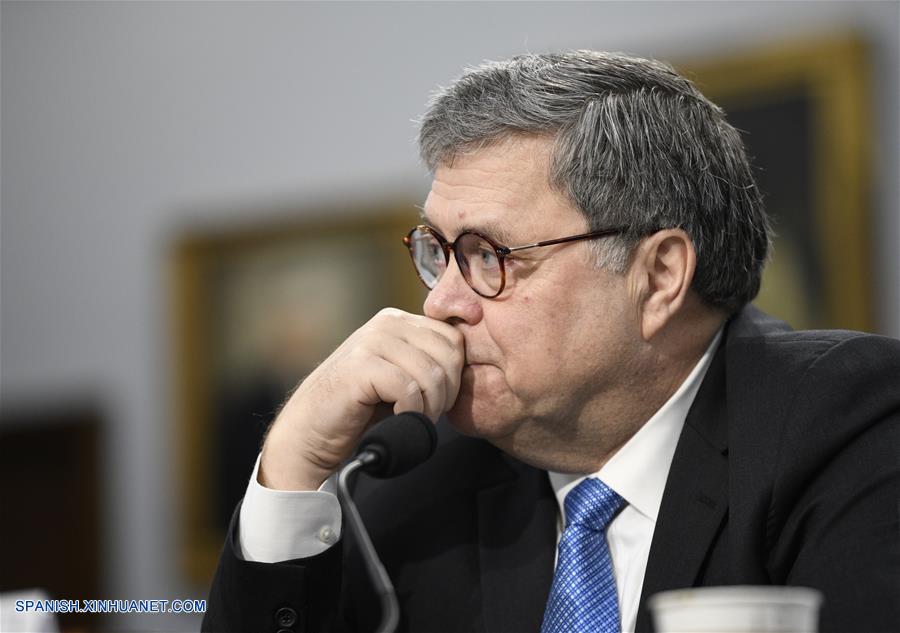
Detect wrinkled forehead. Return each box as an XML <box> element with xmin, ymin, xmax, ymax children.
<box><xmin>420</xmin><ymin>136</ymin><xmax>584</xmax><ymax>242</ymax></box>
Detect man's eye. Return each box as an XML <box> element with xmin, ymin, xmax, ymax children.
<box><xmin>477</xmin><ymin>247</ymin><xmax>499</xmax><ymax>268</ymax></box>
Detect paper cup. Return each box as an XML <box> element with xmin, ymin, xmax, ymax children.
<box><xmin>648</xmin><ymin>586</ymin><xmax>823</xmax><ymax>632</ymax></box>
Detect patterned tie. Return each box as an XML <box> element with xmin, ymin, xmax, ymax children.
<box><xmin>540</xmin><ymin>478</ymin><xmax>625</xmax><ymax>633</ymax></box>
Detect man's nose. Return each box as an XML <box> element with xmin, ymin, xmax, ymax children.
<box><xmin>423</xmin><ymin>256</ymin><xmax>483</xmax><ymax>325</ymax></box>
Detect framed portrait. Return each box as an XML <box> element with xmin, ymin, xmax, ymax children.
<box><xmin>677</xmin><ymin>35</ymin><xmax>874</xmax><ymax>331</ymax></box>
<box><xmin>172</xmin><ymin>204</ymin><xmax>423</xmax><ymax>582</ymax></box>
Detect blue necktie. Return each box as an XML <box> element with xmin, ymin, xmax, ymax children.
<box><xmin>540</xmin><ymin>478</ymin><xmax>625</xmax><ymax>633</ymax></box>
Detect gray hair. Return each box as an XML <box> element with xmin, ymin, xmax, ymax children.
<box><xmin>418</xmin><ymin>50</ymin><xmax>772</xmax><ymax>314</ymax></box>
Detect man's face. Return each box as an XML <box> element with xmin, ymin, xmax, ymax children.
<box><xmin>422</xmin><ymin>136</ymin><xmax>642</xmax><ymax>457</ymax></box>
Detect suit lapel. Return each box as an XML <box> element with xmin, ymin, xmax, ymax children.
<box><xmin>477</xmin><ymin>454</ymin><xmax>557</xmax><ymax>633</ymax></box>
<box><xmin>635</xmin><ymin>338</ymin><xmax>730</xmax><ymax>632</ymax></box>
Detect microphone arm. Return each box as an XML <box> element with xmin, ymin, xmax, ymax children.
<box><xmin>335</xmin><ymin>411</ymin><xmax>437</xmax><ymax>633</ymax></box>
<box><xmin>337</xmin><ymin>452</ymin><xmax>400</xmax><ymax>633</ymax></box>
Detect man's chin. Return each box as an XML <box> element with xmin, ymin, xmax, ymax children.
<box><xmin>445</xmin><ymin>393</ymin><xmax>513</xmax><ymax>440</ymax></box>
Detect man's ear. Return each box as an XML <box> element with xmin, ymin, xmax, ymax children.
<box><xmin>629</xmin><ymin>229</ymin><xmax>697</xmax><ymax>341</ymax></box>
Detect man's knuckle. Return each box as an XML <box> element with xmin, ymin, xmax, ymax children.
<box><xmin>388</xmin><ymin>363</ymin><xmax>408</xmax><ymax>382</ymax></box>
<box><xmin>447</xmin><ymin>327</ymin><xmax>465</xmax><ymax>348</ymax></box>
<box><xmin>415</xmin><ymin>353</ymin><xmax>439</xmax><ymax>374</ymax></box>
<box><xmin>428</xmin><ymin>327</ymin><xmax>458</xmax><ymax>351</ymax></box>
<box><xmin>376</xmin><ymin>307</ymin><xmax>404</xmax><ymax>321</ymax></box>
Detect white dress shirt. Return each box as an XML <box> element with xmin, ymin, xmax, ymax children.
<box><xmin>238</xmin><ymin>330</ymin><xmax>722</xmax><ymax>631</ymax></box>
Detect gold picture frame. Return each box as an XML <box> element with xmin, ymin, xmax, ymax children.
<box><xmin>171</xmin><ymin>203</ymin><xmax>423</xmax><ymax>583</ymax></box>
<box><xmin>677</xmin><ymin>35</ymin><xmax>874</xmax><ymax>331</ymax></box>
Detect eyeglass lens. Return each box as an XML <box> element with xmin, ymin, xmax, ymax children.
<box><xmin>408</xmin><ymin>228</ymin><xmax>503</xmax><ymax>296</ymax></box>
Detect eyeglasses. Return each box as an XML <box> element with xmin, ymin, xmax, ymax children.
<box><xmin>403</xmin><ymin>224</ymin><xmax>629</xmax><ymax>298</ymax></box>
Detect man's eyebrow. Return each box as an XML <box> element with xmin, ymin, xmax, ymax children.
<box><xmin>416</xmin><ymin>204</ymin><xmax>517</xmax><ymax>245</ymax></box>
<box><xmin>458</xmin><ymin>222</ymin><xmax>515</xmax><ymax>245</ymax></box>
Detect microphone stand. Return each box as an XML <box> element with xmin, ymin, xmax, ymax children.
<box><xmin>337</xmin><ymin>453</ymin><xmax>400</xmax><ymax>633</ymax></box>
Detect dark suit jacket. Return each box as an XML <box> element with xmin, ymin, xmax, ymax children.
<box><xmin>203</xmin><ymin>306</ymin><xmax>900</xmax><ymax>632</ymax></box>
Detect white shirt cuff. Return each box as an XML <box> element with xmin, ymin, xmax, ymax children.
<box><xmin>237</xmin><ymin>454</ymin><xmax>342</xmax><ymax>563</ymax></box>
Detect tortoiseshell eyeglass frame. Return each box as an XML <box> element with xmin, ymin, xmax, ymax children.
<box><xmin>402</xmin><ymin>224</ymin><xmax>635</xmax><ymax>299</ymax></box>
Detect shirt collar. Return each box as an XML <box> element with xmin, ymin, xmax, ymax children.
<box><xmin>548</xmin><ymin>328</ymin><xmax>723</xmax><ymax>523</ymax></box>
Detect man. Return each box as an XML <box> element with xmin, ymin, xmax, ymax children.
<box><xmin>203</xmin><ymin>51</ymin><xmax>899</xmax><ymax>633</ymax></box>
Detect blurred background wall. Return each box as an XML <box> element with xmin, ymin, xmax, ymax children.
<box><xmin>1</xmin><ymin>2</ymin><xmax>897</xmax><ymax>631</ymax></box>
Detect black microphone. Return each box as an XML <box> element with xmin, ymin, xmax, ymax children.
<box><xmin>355</xmin><ymin>411</ymin><xmax>438</xmax><ymax>478</ymax></box>
<box><xmin>336</xmin><ymin>412</ymin><xmax>437</xmax><ymax>633</ymax></box>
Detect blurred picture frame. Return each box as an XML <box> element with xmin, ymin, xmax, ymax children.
<box><xmin>171</xmin><ymin>204</ymin><xmax>423</xmax><ymax>583</ymax></box>
<box><xmin>677</xmin><ymin>34</ymin><xmax>874</xmax><ymax>331</ymax></box>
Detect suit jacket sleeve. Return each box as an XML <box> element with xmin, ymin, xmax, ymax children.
<box><xmin>201</xmin><ymin>501</ymin><xmax>345</xmax><ymax>633</ymax></box>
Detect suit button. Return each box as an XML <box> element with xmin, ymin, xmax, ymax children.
<box><xmin>275</xmin><ymin>607</ymin><xmax>297</xmax><ymax>628</ymax></box>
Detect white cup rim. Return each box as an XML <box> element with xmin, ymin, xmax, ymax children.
<box><xmin>648</xmin><ymin>585</ymin><xmax>823</xmax><ymax>610</ymax></box>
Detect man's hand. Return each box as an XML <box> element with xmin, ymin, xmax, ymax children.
<box><xmin>258</xmin><ymin>308</ymin><xmax>465</xmax><ymax>491</ymax></box>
